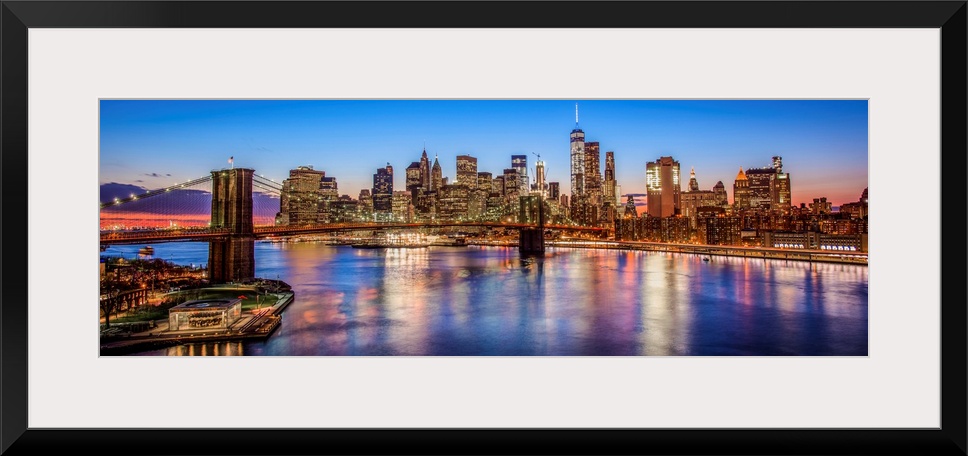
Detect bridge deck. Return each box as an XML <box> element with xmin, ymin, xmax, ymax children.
<box><xmin>100</xmin><ymin>222</ymin><xmax>605</xmax><ymax>244</ymax></box>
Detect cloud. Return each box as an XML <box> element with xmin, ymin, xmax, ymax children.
<box><xmin>134</xmin><ymin>179</ymin><xmax>144</xmax><ymax>183</ymax></box>
<box><xmin>144</xmin><ymin>172</ymin><xmax>162</xmax><ymax>177</ymax></box>
<box><xmin>253</xmin><ymin>191</ymin><xmax>280</xmax><ymax>200</ymax></box>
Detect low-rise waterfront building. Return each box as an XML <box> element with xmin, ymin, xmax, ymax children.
<box><xmin>168</xmin><ymin>298</ymin><xmax>242</xmax><ymax>331</ymax></box>
<box><xmin>763</xmin><ymin>231</ymin><xmax>868</xmax><ymax>252</ymax></box>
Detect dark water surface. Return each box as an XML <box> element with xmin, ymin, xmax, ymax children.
<box><xmin>102</xmin><ymin>242</ymin><xmax>868</xmax><ymax>356</ymax></box>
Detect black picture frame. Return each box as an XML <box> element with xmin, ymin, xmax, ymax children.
<box><xmin>2</xmin><ymin>1</ymin><xmax>965</xmax><ymax>455</ymax></box>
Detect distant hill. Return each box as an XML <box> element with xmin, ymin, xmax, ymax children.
<box><xmin>99</xmin><ymin>182</ymin><xmax>147</xmax><ymax>204</ymax></box>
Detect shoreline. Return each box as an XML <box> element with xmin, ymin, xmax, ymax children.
<box><xmin>467</xmin><ymin>239</ymin><xmax>868</xmax><ymax>266</ymax></box>
<box><xmin>254</xmin><ymin>237</ymin><xmax>867</xmax><ymax>266</ymax></box>
<box><xmin>99</xmin><ymin>290</ymin><xmax>294</xmax><ymax>356</ymax></box>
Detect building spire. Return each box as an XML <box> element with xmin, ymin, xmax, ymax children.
<box><xmin>688</xmin><ymin>167</ymin><xmax>699</xmax><ymax>192</ymax></box>
<box><xmin>735</xmin><ymin>166</ymin><xmax>748</xmax><ymax>181</ymax></box>
<box><xmin>575</xmin><ymin>103</ymin><xmax>579</xmax><ymax>127</ymax></box>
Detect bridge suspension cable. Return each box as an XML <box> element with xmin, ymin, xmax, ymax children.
<box><xmin>252</xmin><ymin>174</ymin><xmax>283</xmax><ymax>193</ymax></box>
<box><xmin>100</xmin><ymin>171</ymin><xmax>284</xmax><ymax>229</ymax></box>
<box><xmin>101</xmin><ymin>172</ymin><xmax>283</xmax><ymax>210</ymax></box>
<box><xmin>100</xmin><ymin>175</ymin><xmax>213</xmax><ymax>209</ymax></box>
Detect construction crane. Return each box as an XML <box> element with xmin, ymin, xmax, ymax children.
<box><xmin>529</xmin><ymin>151</ymin><xmax>549</xmax><ymax>194</ymax></box>
<box><xmin>530</xmin><ymin>152</ymin><xmax>541</xmax><ymax>185</ymax></box>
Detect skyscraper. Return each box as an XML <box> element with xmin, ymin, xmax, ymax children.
<box><xmin>597</xmin><ymin>149</ymin><xmax>615</xmax><ymax>223</ymax></box>
<box><xmin>420</xmin><ymin>148</ymin><xmax>430</xmax><ymax>191</ymax></box>
<box><xmin>490</xmin><ymin>175</ymin><xmax>506</xmax><ymax>218</ymax></box>
<box><xmin>280</xmin><ymin>165</ymin><xmax>327</xmax><ymax>225</ymax></box>
<box><xmin>391</xmin><ymin>190</ymin><xmax>413</xmax><ymax>222</ymax></box>
<box><xmin>477</xmin><ymin>172</ymin><xmax>492</xmax><ymax>192</ymax></box>
<box><xmin>680</xmin><ymin>169</ymin><xmax>720</xmax><ymax>228</ymax></box>
<box><xmin>318</xmin><ymin>175</ymin><xmax>338</xmax><ymax>221</ymax></box>
<box><xmin>584</xmin><ymin>141</ymin><xmax>602</xmax><ymax>208</ymax></box>
<box><xmin>603</xmin><ymin>151</ymin><xmax>616</xmax><ymax>203</ymax></box>
<box><xmin>358</xmin><ymin>189</ymin><xmax>372</xmax><ymax>218</ymax></box>
<box><xmin>431</xmin><ymin>155</ymin><xmax>442</xmax><ymax>192</ymax></box>
<box><xmin>503</xmin><ymin>168</ymin><xmax>520</xmax><ymax>213</ymax></box>
<box><xmin>492</xmin><ymin>175</ymin><xmax>504</xmax><ymax>196</ymax></box>
<box><xmin>439</xmin><ymin>184</ymin><xmax>469</xmax><ymax>220</ymax></box>
<box><xmin>745</xmin><ymin>167</ymin><xmax>775</xmax><ymax>212</ymax></box>
<box><xmin>743</xmin><ymin>156</ymin><xmax>792</xmax><ymax>213</ymax></box>
<box><xmin>775</xmin><ymin>172</ymin><xmax>792</xmax><ymax>213</ymax></box>
<box><xmin>468</xmin><ymin>168</ymin><xmax>487</xmax><ymax>220</ymax></box>
<box><xmin>534</xmin><ymin>159</ymin><xmax>546</xmax><ymax>197</ymax></box>
<box><xmin>733</xmin><ymin>168</ymin><xmax>750</xmax><ymax>210</ymax></box>
<box><xmin>547</xmin><ymin>182</ymin><xmax>560</xmax><ymax>200</ymax></box>
<box><xmin>372</xmin><ymin>166</ymin><xmax>393</xmax><ymax>215</ymax></box>
<box><xmin>713</xmin><ymin>181</ymin><xmax>729</xmax><ymax>207</ymax></box>
<box><xmin>646</xmin><ymin>156</ymin><xmax>681</xmax><ymax>218</ymax></box>
<box><xmin>569</xmin><ymin>104</ymin><xmax>586</xmax><ymax>224</ymax></box>
<box><xmin>773</xmin><ymin>156</ymin><xmax>792</xmax><ymax>214</ymax></box>
<box><xmin>624</xmin><ymin>194</ymin><xmax>637</xmax><ymax>219</ymax></box>
<box><xmin>456</xmin><ymin>155</ymin><xmax>478</xmax><ymax>190</ymax></box>
<box><xmin>511</xmin><ymin>155</ymin><xmax>529</xmax><ymax>195</ymax></box>
<box><xmin>688</xmin><ymin>167</ymin><xmax>700</xmax><ymax>192</ymax></box>
<box><xmin>405</xmin><ymin>162</ymin><xmax>422</xmax><ymax>205</ymax></box>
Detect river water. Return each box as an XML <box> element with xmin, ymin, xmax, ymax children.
<box><xmin>101</xmin><ymin>241</ymin><xmax>868</xmax><ymax>356</ymax></box>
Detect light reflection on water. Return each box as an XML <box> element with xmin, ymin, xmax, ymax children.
<box><xmin>140</xmin><ymin>341</ymin><xmax>246</xmax><ymax>357</ymax></box>
<box><xmin>107</xmin><ymin>242</ymin><xmax>868</xmax><ymax>356</ymax></box>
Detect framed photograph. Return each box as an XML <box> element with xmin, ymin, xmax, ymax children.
<box><xmin>2</xmin><ymin>1</ymin><xmax>965</xmax><ymax>455</ymax></box>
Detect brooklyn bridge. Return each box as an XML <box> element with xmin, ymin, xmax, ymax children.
<box><xmin>99</xmin><ymin>168</ymin><xmax>606</xmax><ymax>283</ymax></box>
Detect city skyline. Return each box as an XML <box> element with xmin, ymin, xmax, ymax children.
<box><xmin>100</xmin><ymin>99</ymin><xmax>868</xmax><ymax>208</ymax></box>
<box><xmin>99</xmin><ymin>99</ymin><xmax>870</xmax><ymax>357</ymax></box>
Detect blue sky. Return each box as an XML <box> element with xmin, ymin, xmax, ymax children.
<box><xmin>99</xmin><ymin>99</ymin><xmax>868</xmax><ymax>206</ymax></box>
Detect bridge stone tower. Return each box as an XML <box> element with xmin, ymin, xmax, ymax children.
<box><xmin>518</xmin><ymin>194</ymin><xmax>545</xmax><ymax>254</ymax></box>
<box><xmin>208</xmin><ymin>168</ymin><xmax>255</xmax><ymax>283</ymax></box>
